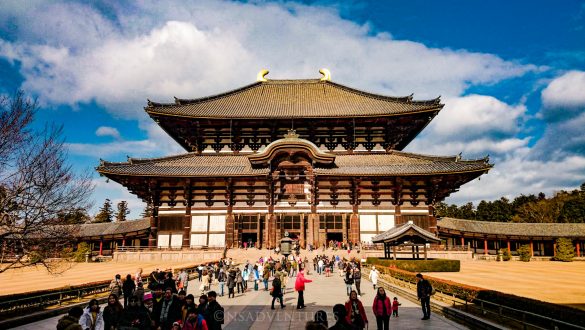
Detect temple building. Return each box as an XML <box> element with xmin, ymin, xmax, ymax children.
<box><xmin>96</xmin><ymin>69</ymin><xmax>492</xmax><ymax>250</ymax></box>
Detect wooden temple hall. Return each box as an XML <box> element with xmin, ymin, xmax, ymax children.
<box><xmin>97</xmin><ymin>69</ymin><xmax>492</xmax><ymax>250</ymax></box>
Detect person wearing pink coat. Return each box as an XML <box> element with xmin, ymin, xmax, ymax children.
<box><xmin>294</xmin><ymin>269</ymin><xmax>312</xmax><ymax>309</ymax></box>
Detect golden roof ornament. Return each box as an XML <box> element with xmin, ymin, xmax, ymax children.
<box><xmin>285</xmin><ymin>129</ymin><xmax>300</xmax><ymax>139</ymax></box>
<box><xmin>319</xmin><ymin>68</ymin><xmax>331</xmax><ymax>81</ymax></box>
<box><xmin>257</xmin><ymin>69</ymin><xmax>269</xmax><ymax>82</ymax></box>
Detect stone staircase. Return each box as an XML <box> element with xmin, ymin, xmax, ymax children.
<box><xmin>225</xmin><ymin>247</ymin><xmax>369</xmax><ymax>263</ymax></box>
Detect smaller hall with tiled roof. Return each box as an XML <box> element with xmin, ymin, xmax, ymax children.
<box><xmin>97</xmin><ymin>69</ymin><xmax>492</xmax><ymax>250</ymax></box>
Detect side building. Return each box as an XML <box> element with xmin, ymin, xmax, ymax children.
<box><xmin>96</xmin><ymin>70</ymin><xmax>491</xmax><ymax>250</ymax></box>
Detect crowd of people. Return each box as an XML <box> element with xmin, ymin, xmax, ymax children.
<box><xmin>57</xmin><ymin>253</ymin><xmax>434</xmax><ymax>330</ymax></box>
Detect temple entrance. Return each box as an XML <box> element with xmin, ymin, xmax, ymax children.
<box><xmin>326</xmin><ymin>233</ymin><xmax>343</xmax><ymax>243</ymax></box>
<box><xmin>241</xmin><ymin>233</ymin><xmax>257</xmax><ymax>248</ymax></box>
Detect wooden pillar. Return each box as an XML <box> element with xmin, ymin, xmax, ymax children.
<box><xmin>394</xmin><ymin>205</ymin><xmax>403</xmax><ymax>226</ymax></box>
<box><xmin>266</xmin><ymin>208</ymin><xmax>276</xmax><ymax>250</ymax></box>
<box><xmin>122</xmin><ymin>236</ymin><xmax>126</xmax><ymax>247</ymax></box>
<box><xmin>225</xmin><ymin>206</ymin><xmax>235</xmax><ymax>248</ymax></box>
<box><xmin>148</xmin><ymin>207</ymin><xmax>159</xmax><ymax>248</ymax></box>
<box><xmin>507</xmin><ymin>240</ymin><xmax>511</xmax><ymax>252</ymax></box>
<box><xmin>300</xmin><ymin>213</ymin><xmax>306</xmax><ymax>248</ymax></box>
<box><xmin>183</xmin><ymin>204</ymin><xmax>192</xmax><ymax>249</ymax></box>
<box><xmin>424</xmin><ymin>244</ymin><xmax>427</xmax><ymax>260</ymax></box>
<box><xmin>350</xmin><ymin>204</ymin><xmax>360</xmax><ymax>246</ymax></box>
<box><xmin>484</xmin><ymin>238</ymin><xmax>488</xmax><ymax>255</ymax></box>
<box><xmin>428</xmin><ymin>204</ymin><xmax>437</xmax><ymax>234</ymax></box>
<box><xmin>99</xmin><ymin>239</ymin><xmax>103</xmax><ymax>255</ymax></box>
<box><xmin>342</xmin><ymin>213</ymin><xmax>348</xmax><ymax>243</ymax></box>
<box><xmin>576</xmin><ymin>241</ymin><xmax>581</xmax><ymax>257</ymax></box>
<box><xmin>256</xmin><ymin>214</ymin><xmax>262</xmax><ymax>248</ymax></box>
<box><xmin>307</xmin><ymin>207</ymin><xmax>316</xmax><ymax>248</ymax></box>
<box><xmin>553</xmin><ymin>240</ymin><xmax>557</xmax><ymax>257</ymax></box>
<box><xmin>393</xmin><ymin>245</ymin><xmax>397</xmax><ymax>260</ymax></box>
<box><xmin>530</xmin><ymin>240</ymin><xmax>534</xmax><ymax>257</ymax></box>
<box><xmin>461</xmin><ymin>236</ymin><xmax>465</xmax><ymax>247</ymax></box>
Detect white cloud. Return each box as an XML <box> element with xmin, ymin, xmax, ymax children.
<box><xmin>541</xmin><ymin>70</ymin><xmax>585</xmax><ymax>108</ymax></box>
<box><xmin>95</xmin><ymin>126</ymin><xmax>121</xmax><ymax>140</ymax></box>
<box><xmin>0</xmin><ymin>1</ymin><xmax>536</xmax><ymax>120</ymax></box>
<box><xmin>4</xmin><ymin>0</ymin><xmax>581</xmax><ymax>207</ymax></box>
<box><xmin>66</xmin><ymin>139</ymin><xmax>156</xmax><ymax>158</ymax></box>
<box><xmin>447</xmin><ymin>154</ymin><xmax>585</xmax><ymax>205</ymax></box>
<box><xmin>407</xmin><ymin>95</ymin><xmax>528</xmax><ymax>158</ymax></box>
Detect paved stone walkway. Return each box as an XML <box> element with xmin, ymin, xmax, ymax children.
<box><xmin>14</xmin><ymin>269</ymin><xmax>466</xmax><ymax>329</ymax></box>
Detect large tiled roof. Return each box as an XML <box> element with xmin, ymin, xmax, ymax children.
<box><xmin>75</xmin><ymin>218</ymin><xmax>151</xmax><ymax>238</ymax></box>
<box><xmin>97</xmin><ymin>151</ymin><xmax>491</xmax><ymax>178</ymax></box>
<box><xmin>438</xmin><ymin>217</ymin><xmax>585</xmax><ymax>238</ymax></box>
<box><xmin>145</xmin><ymin>79</ymin><xmax>442</xmax><ymax>119</ymax></box>
<box><xmin>372</xmin><ymin>222</ymin><xmax>441</xmax><ymax>243</ymax></box>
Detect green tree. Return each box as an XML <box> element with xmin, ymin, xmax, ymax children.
<box><xmin>0</xmin><ymin>91</ymin><xmax>93</xmax><ymax>273</ymax></box>
<box><xmin>517</xmin><ymin>244</ymin><xmax>532</xmax><ymax>262</ymax></box>
<box><xmin>94</xmin><ymin>199</ymin><xmax>114</xmax><ymax>223</ymax></box>
<box><xmin>141</xmin><ymin>202</ymin><xmax>154</xmax><ymax>218</ymax></box>
<box><xmin>115</xmin><ymin>200</ymin><xmax>130</xmax><ymax>222</ymax></box>
<box><xmin>553</xmin><ymin>238</ymin><xmax>575</xmax><ymax>262</ymax></box>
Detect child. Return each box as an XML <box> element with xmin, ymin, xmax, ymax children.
<box><xmin>392</xmin><ymin>297</ymin><xmax>402</xmax><ymax>317</ymax></box>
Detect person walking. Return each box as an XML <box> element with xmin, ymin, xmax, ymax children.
<box><xmin>294</xmin><ymin>269</ymin><xmax>312</xmax><ymax>309</ymax></box>
<box><xmin>345</xmin><ymin>290</ymin><xmax>368</xmax><ymax>330</ymax></box>
<box><xmin>392</xmin><ymin>297</ymin><xmax>402</xmax><ymax>317</ymax></box>
<box><xmin>242</xmin><ymin>266</ymin><xmax>249</xmax><ymax>290</ymax></box>
<box><xmin>122</xmin><ymin>274</ymin><xmax>136</xmax><ymax>308</ymax></box>
<box><xmin>178</xmin><ymin>269</ymin><xmax>189</xmax><ymax>293</ymax></box>
<box><xmin>236</xmin><ymin>269</ymin><xmax>244</xmax><ymax>294</ymax></box>
<box><xmin>262</xmin><ymin>266</ymin><xmax>270</xmax><ymax>291</ymax></box>
<box><xmin>416</xmin><ymin>273</ymin><xmax>433</xmax><ymax>320</ymax></box>
<box><xmin>353</xmin><ymin>266</ymin><xmax>362</xmax><ymax>297</ymax></box>
<box><xmin>109</xmin><ymin>274</ymin><xmax>123</xmax><ymax>299</ymax></box>
<box><xmin>369</xmin><ymin>266</ymin><xmax>379</xmax><ymax>290</ymax></box>
<box><xmin>217</xmin><ymin>268</ymin><xmax>227</xmax><ymax>297</ymax></box>
<box><xmin>372</xmin><ymin>287</ymin><xmax>391</xmax><ymax>330</ymax></box>
<box><xmin>271</xmin><ymin>276</ymin><xmax>285</xmax><ymax>309</ymax></box>
<box><xmin>344</xmin><ymin>267</ymin><xmax>354</xmax><ymax>296</ymax></box>
<box><xmin>227</xmin><ymin>268</ymin><xmax>236</xmax><ymax>299</ymax></box>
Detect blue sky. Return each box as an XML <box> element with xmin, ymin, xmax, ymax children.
<box><xmin>1</xmin><ymin>0</ymin><xmax>584</xmax><ymax>218</ymax></box>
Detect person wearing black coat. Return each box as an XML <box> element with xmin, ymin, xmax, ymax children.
<box><xmin>122</xmin><ymin>274</ymin><xmax>136</xmax><ymax>308</ymax></box>
<box><xmin>120</xmin><ymin>296</ymin><xmax>151</xmax><ymax>330</ymax></box>
<box><xmin>204</xmin><ymin>291</ymin><xmax>224</xmax><ymax>330</ymax></box>
<box><xmin>416</xmin><ymin>273</ymin><xmax>433</xmax><ymax>320</ymax></box>
<box><xmin>163</xmin><ymin>272</ymin><xmax>177</xmax><ymax>294</ymax></box>
<box><xmin>156</xmin><ymin>288</ymin><xmax>183</xmax><ymax>330</ymax></box>
<box><xmin>103</xmin><ymin>294</ymin><xmax>124</xmax><ymax>330</ymax></box>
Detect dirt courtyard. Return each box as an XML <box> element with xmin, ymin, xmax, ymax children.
<box><xmin>0</xmin><ymin>261</ymin><xmax>200</xmax><ymax>296</ymax></box>
<box><xmin>426</xmin><ymin>260</ymin><xmax>585</xmax><ymax>310</ymax></box>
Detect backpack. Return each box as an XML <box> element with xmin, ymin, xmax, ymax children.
<box><xmin>273</xmin><ymin>277</ymin><xmax>281</xmax><ymax>288</ymax></box>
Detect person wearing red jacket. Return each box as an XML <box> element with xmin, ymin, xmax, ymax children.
<box><xmin>345</xmin><ymin>290</ymin><xmax>368</xmax><ymax>329</ymax></box>
<box><xmin>294</xmin><ymin>269</ymin><xmax>312</xmax><ymax>309</ymax></box>
<box><xmin>372</xmin><ymin>287</ymin><xmax>391</xmax><ymax>330</ymax></box>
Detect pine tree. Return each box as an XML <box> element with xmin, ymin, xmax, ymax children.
<box><xmin>553</xmin><ymin>238</ymin><xmax>575</xmax><ymax>262</ymax></box>
<box><xmin>116</xmin><ymin>200</ymin><xmax>130</xmax><ymax>222</ymax></box>
<box><xmin>141</xmin><ymin>202</ymin><xmax>154</xmax><ymax>218</ymax></box>
<box><xmin>94</xmin><ymin>199</ymin><xmax>114</xmax><ymax>223</ymax></box>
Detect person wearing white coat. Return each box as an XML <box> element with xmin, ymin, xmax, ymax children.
<box><xmin>369</xmin><ymin>266</ymin><xmax>380</xmax><ymax>289</ymax></box>
<box><xmin>79</xmin><ymin>299</ymin><xmax>104</xmax><ymax>330</ymax></box>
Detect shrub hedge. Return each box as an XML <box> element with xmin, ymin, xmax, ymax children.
<box><xmin>368</xmin><ymin>264</ymin><xmax>585</xmax><ymax>327</ymax></box>
<box><xmin>366</xmin><ymin>257</ymin><xmax>460</xmax><ymax>272</ymax></box>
